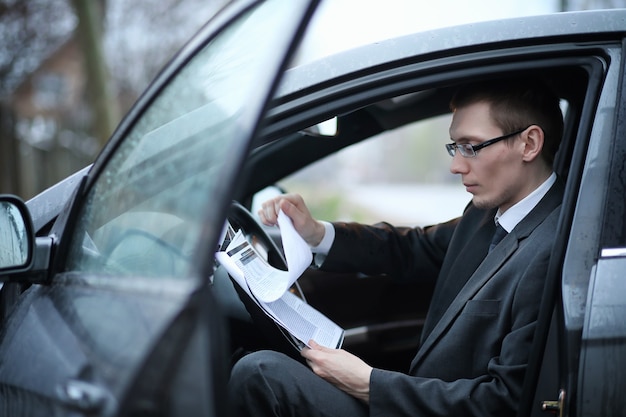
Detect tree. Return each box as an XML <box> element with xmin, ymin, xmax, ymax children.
<box><xmin>0</xmin><ymin>0</ymin><xmax>75</xmax><ymax>98</ymax></box>
<box><xmin>71</xmin><ymin>0</ymin><xmax>119</xmax><ymax>147</ymax></box>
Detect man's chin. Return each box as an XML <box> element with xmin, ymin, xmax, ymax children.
<box><xmin>471</xmin><ymin>197</ymin><xmax>497</xmax><ymax>210</ymax></box>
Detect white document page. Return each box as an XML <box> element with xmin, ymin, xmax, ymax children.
<box><xmin>265</xmin><ymin>291</ymin><xmax>344</xmax><ymax>349</ymax></box>
<box><xmin>214</xmin><ymin>213</ymin><xmax>343</xmax><ymax>349</ymax></box>
<box><xmin>224</xmin><ymin>210</ymin><xmax>312</xmax><ymax>303</ymax></box>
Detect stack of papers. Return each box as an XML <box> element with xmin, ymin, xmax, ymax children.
<box><xmin>215</xmin><ymin>211</ymin><xmax>344</xmax><ymax>350</ymax></box>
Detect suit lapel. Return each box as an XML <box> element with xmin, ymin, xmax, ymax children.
<box><xmin>410</xmin><ymin>235</ymin><xmax>518</xmax><ymax>373</ymax></box>
<box><xmin>419</xmin><ymin>210</ymin><xmax>495</xmax><ymax>340</ymax></box>
<box><xmin>410</xmin><ymin>180</ymin><xmax>564</xmax><ymax>374</ymax></box>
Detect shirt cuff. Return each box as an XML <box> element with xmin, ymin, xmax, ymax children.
<box><xmin>310</xmin><ymin>221</ymin><xmax>334</xmax><ymax>268</ymax></box>
<box><xmin>311</xmin><ymin>221</ymin><xmax>335</xmax><ymax>254</ymax></box>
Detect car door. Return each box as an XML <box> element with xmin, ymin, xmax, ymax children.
<box><xmin>0</xmin><ymin>1</ymin><xmax>319</xmax><ymax>416</ymax></box>
<box><xmin>572</xmin><ymin>45</ymin><xmax>626</xmax><ymax>417</ymax></box>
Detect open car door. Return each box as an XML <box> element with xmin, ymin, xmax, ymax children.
<box><xmin>0</xmin><ymin>1</ymin><xmax>320</xmax><ymax>416</ymax></box>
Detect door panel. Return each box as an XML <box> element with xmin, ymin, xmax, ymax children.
<box><xmin>578</xmin><ymin>254</ymin><xmax>626</xmax><ymax>417</ymax></box>
<box><xmin>0</xmin><ymin>282</ymin><xmax>182</xmax><ymax>414</ymax></box>
<box><xmin>0</xmin><ymin>0</ymin><xmax>321</xmax><ymax>415</ymax></box>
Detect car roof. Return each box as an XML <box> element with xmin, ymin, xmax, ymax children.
<box><xmin>243</xmin><ymin>9</ymin><xmax>622</xmax><ymax>201</ymax></box>
<box><xmin>278</xmin><ymin>9</ymin><xmax>626</xmax><ymax>99</ymax></box>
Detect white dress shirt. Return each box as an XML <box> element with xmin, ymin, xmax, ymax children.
<box><xmin>310</xmin><ymin>172</ymin><xmax>557</xmax><ymax>263</ymax></box>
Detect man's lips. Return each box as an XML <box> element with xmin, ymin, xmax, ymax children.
<box><xmin>464</xmin><ymin>183</ymin><xmax>478</xmax><ymax>193</ymax></box>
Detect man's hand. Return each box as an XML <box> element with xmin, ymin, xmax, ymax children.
<box><xmin>301</xmin><ymin>340</ymin><xmax>373</xmax><ymax>403</ymax></box>
<box><xmin>258</xmin><ymin>194</ymin><xmax>326</xmax><ymax>247</ymax></box>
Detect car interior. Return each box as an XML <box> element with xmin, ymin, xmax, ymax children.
<box><xmin>215</xmin><ymin>59</ymin><xmax>600</xmax><ymax>416</ymax></box>
<box><xmin>0</xmin><ymin>47</ymin><xmax>603</xmax><ymax>416</ymax></box>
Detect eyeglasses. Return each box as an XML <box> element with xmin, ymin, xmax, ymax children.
<box><xmin>445</xmin><ymin>126</ymin><xmax>531</xmax><ymax>158</ymax></box>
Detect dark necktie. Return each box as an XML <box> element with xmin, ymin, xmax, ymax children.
<box><xmin>489</xmin><ymin>224</ymin><xmax>507</xmax><ymax>252</ymax></box>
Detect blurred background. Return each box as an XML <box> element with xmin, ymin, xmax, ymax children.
<box><xmin>0</xmin><ymin>0</ymin><xmax>623</xmax><ymax>207</ymax></box>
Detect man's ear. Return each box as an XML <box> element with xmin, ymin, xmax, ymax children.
<box><xmin>521</xmin><ymin>125</ymin><xmax>544</xmax><ymax>162</ymax></box>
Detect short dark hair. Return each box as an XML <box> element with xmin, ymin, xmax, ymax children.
<box><xmin>450</xmin><ymin>77</ymin><xmax>564</xmax><ymax>167</ymax></box>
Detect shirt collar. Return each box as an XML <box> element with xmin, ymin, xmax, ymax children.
<box><xmin>495</xmin><ymin>172</ymin><xmax>557</xmax><ymax>233</ymax></box>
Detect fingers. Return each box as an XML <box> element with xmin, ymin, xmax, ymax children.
<box><xmin>301</xmin><ymin>340</ymin><xmax>334</xmax><ymax>365</ymax></box>
<box><xmin>257</xmin><ymin>194</ymin><xmax>325</xmax><ymax>246</ymax></box>
<box><xmin>300</xmin><ymin>340</ymin><xmax>319</xmax><ymax>356</ymax></box>
<box><xmin>257</xmin><ymin>194</ymin><xmax>305</xmax><ymax>226</ymax></box>
<box><xmin>300</xmin><ymin>340</ymin><xmax>324</xmax><ymax>361</ymax></box>
<box><xmin>258</xmin><ymin>197</ymin><xmax>285</xmax><ymax>226</ymax></box>
<box><xmin>308</xmin><ymin>339</ymin><xmax>323</xmax><ymax>350</ymax></box>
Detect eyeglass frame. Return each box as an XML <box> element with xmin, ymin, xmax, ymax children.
<box><xmin>445</xmin><ymin>125</ymin><xmax>533</xmax><ymax>158</ymax></box>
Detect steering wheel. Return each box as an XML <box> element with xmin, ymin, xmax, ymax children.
<box><xmin>215</xmin><ymin>201</ymin><xmax>307</xmax><ymax>361</ymax></box>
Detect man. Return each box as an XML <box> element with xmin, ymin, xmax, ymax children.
<box><xmin>228</xmin><ymin>77</ymin><xmax>564</xmax><ymax>417</ymax></box>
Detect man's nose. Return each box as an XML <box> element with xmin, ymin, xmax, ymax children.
<box><xmin>450</xmin><ymin>152</ymin><xmax>469</xmax><ymax>175</ymax></box>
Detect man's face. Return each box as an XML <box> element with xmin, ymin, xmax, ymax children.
<box><xmin>448</xmin><ymin>101</ymin><xmax>529</xmax><ymax>212</ymax></box>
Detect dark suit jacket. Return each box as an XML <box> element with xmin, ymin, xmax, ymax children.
<box><xmin>321</xmin><ymin>180</ymin><xmax>563</xmax><ymax>417</ymax></box>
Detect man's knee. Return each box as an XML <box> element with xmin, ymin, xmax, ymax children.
<box><xmin>230</xmin><ymin>350</ymin><xmax>295</xmax><ymax>394</ymax></box>
<box><xmin>229</xmin><ymin>350</ymin><xmax>297</xmax><ymax>416</ymax></box>
<box><xmin>230</xmin><ymin>350</ymin><xmax>368</xmax><ymax>417</ymax></box>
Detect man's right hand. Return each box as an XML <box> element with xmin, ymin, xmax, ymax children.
<box><xmin>258</xmin><ymin>193</ymin><xmax>326</xmax><ymax>247</ymax></box>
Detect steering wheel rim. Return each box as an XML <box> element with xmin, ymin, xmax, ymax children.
<box><xmin>222</xmin><ymin>201</ymin><xmax>308</xmax><ymax>359</ymax></box>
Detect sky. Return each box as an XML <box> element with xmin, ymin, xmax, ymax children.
<box><xmin>300</xmin><ymin>0</ymin><xmax>559</xmax><ymax>62</ymax></box>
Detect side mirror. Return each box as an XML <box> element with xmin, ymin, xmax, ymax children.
<box><xmin>0</xmin><ymin>195</ymin><xmax>33</xmax><ymax>270</ymax></box>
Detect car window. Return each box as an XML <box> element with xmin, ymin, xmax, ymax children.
<box><xmin>273</xmin><ymin>114</ymin><xmax>470</xmax><ymax>226</ymax></box>
<box><xmin>64</xmin><ymin>0</ymin><xmax>305</xmax><ymax>279</ymax></box>
<box><xmin>254</xmin><ymin>94</ymin><xmax>574</xmax><ymax>227</ymax></box>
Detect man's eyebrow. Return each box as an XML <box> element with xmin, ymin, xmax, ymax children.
<box><xmin>450</xmin><ymin>136</ymin><xmax>471</xmax><ymax>143</ymax></box>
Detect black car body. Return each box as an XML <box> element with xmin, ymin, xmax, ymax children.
<box><xmin>0</xmin><ymin>1</ymin><xmax>624</xmax><ymax>416</ymax></box>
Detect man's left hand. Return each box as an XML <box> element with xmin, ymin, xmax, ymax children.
<box><xmin>301</xmin><ymin>340</ymin><xmax>373</xmax><ymax>403</ymax></box>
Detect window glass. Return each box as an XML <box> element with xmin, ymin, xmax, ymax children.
<box><xmin>65</xmin><ymin>0</ymin><xmax>301</xmax><ymax>279</ymax></box>
<box><xmin>275</xmin><ymin>114</ymin><xmax>470</xmax><ymax>226</ymax></box>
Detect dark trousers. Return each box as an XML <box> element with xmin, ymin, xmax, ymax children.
<box><xmin>228</xmin><ymin>350</ymin><xmax>369</xmax><ymax>417</ymax></box>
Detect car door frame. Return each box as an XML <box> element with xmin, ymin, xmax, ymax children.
<box><xmin>0</xmin><ymin>1</ymin><xmax>321</xmax><ymax>416</ymax></box>
<box><xmin>241</xmin><ymin>28</ymin><xmax>623</xmax><ymax>417</ymax></box>
<box><xmin>571</xmin><ymin>37</ymin><xmax>626</xmax><ymax>417</ymax></box>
